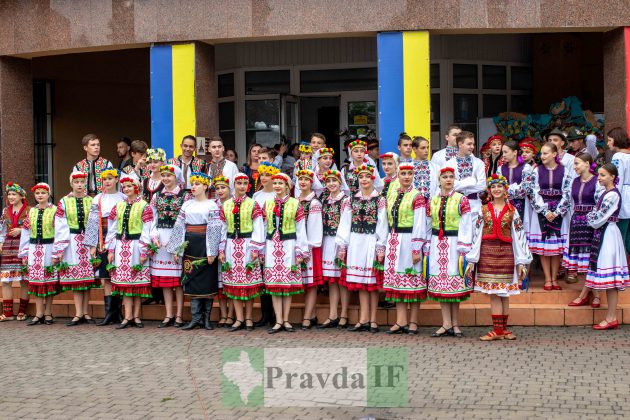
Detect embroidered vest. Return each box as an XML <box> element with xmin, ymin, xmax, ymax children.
<box><xmin>322</xmin><ymin>194</ymin><xmax>343</xmax><ymax>237</ymax></box>
<box><xmin>224</xmin><ymin>197</ymin><xmax>255</xmax><ymax>239</ymax></box>
<box><xmin>155</xmin><ymin>189</ymin><xmax>186</xmax><ymax>229</ymax></box>
<box><xmin>481</xmin><ymin>203</ymin><xmax>514</xmax><ymax>243</ymax></box>
<box><xmin>387</xmin><ymin>189</ymin><xmax>419</xmax><ymax>233</ymax></box>
<box><xmin>265</xmin><ymin>197</ymin><xmax>299</xmax><ymax>240</ymax></box>
<box><xmin>29</xmin><ymin>207</ymin><xmax>56</xmax><ymax>244</ymax></box>
<box><xmin>430</xmin><ymin>193</ymin><xmax>463</xmax><ymax>236</ymax></box>
<box><xmin>76</xmin><ymin>157</ymin><xmax>110</xmax><ymax>193</ymax></box>
<box><xmin>3</xmin><ymin>205</ymin><xmax>29</xmax><ymax>229</ymax></box>
<box><xmin>350</xmin><ymin>196</ymin><xmax>379</xmax><ymax>235</ymax></box>
<box><xmin>63</xmin><ymin>196</ymin><xmax>93</xmax><ymax>234</ymax></box>
<box><xmin>116</xmin><ymin>200</ymin><xmax>148</xmax><ymax>240</ymax></box>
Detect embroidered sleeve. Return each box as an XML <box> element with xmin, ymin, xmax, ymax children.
<box><xmin>335</xmin><ymin>198</ymin><xmax>352</xmax><ymax>250</ymax></box>
<box><xmin>458</xmin><ymin>196</ymin><xmax>471</xmax><ymax>215</ymax></box>
<box><xmin>511</xmin><ymin>210</ymin><xmax>533</xmax><ymax>266</ymax></box>
<box><xmin>83</xmin><ymin>199</ymin><xmax>100</xmax><ymax>247</ymax></box>
<box><xmin>305</xmin><ymin>199</ymin><xmax>323</xmax><ymax>248</ymax></box>
<box><xmin>587</xmin><ymin>192</ymin><xmax>620</xmax><ymax>230</ymax></box>
<box><xmin>295</xmin><ymin>205</ymin><xmax>306</xmax><ymax>223</ymax></box>
<box><xmin>205</xmin><ymin>209</ymin><xmax>225</xmax><ymax>257</ymax></box>
<box><xmin>141</xmin><ymin>205</ymin><xmax>154</xmax><ymax>223</ymax></box>
<box><xmin>18</xmin><ymin>217</ymin><xmax>31</xmax><ymax>259</ymax></box>
<box><xmin>528</xmin><ymin>168</ymin><xmax>549</xmax><ymax>215</ymax></box>
<box><xmin>456</xmin><ymin>209</ymin><xmax>473</xmax><ymax>255</ymax></box>
<box><xmin>466</xmin><ymin>216</ymin><xmax>483</xmax><ymax>264</ymax></box>
<box><xmin>108</xmin><ymin>203</ymin><xmax>118</xmax><ymax>221</ymax></box>
<box><xmin>53</xmin><ymin>201</ymin><xmax>70</xmax><ymax>256</ymax></box>
<box><xmin>166</xmin><ymin>209</ymin><xmax>186</xmax><ymax>256</ymax></box>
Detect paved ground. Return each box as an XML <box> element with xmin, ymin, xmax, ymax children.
<box><xmin>1</xmin><ymin>321</ymin><xmax>629</xmax><ymax>419</ymax></box>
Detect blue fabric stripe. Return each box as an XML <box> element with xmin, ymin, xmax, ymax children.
<box><xmin>150</xmin><ymin>45</ymin><xmax>174</xmax><ymax>157</ymax></box>
<box><xmin>377</xmin><ymin>32</ymin><xmax>404</xmax><ymax>162</ymax></box>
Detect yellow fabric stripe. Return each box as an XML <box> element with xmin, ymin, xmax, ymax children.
<box><xmin>171</xmin><ymin>43</ymin><xmax>196</xmax><ymax>158</ymax></box>
<box><xmin>402</xmin><ymin>31</ymin><xmax>431</xmax><ymax>149</ymax></box>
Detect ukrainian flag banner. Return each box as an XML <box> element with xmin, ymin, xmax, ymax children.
<box><xmin>150</xmin><ymin>43</ymin><xmax>196</xmax><ymax>158</ymax></box>
<box><xmin>377</xmin><ymin>32</ymin><xmax>430</xmax><ymax>156</ymax></box>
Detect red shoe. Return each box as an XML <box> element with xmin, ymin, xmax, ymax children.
<box><xmin>593</xmin><ymin>320</ymin><xmax>619</xmax><ymax>330</ymax></box>
<box><xmin>552</xmin><ymin>284</ymin><xmax>562</xmax><ymax>290</ymax></box>
<box><xmin>590</xmin><ymin>296</ymin><xmax>601</xmax><ymax>308</ymax></box>
<box><xmin>543</xmin><ymin>284</ymin><xmax>553</xmax><ymax>291</ymax></box>
<box><xmin>568</xmin><ymin>296</ymin><xmax>589</xmax><ymax>307</ymax></box>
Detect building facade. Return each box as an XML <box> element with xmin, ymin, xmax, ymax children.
<box><xmin>0</xmin><ymin>1</ymin><xmax>628</xmax><ymax>194</ymax></box>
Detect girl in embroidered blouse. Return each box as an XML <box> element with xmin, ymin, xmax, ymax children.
<box><xmin>53</xmin><ymin>171</ymin><xmax>97</xmax><ymax>326</ymax></box>
<box><xmin>0</xmin><ymin>183</ymin><xmax>29</xmax><ymax>322</ymax></box>
<box><xmin>380</xmin><ymin>152</ymin><xmax>400</xmax><ymax>200</ymax></box>
<box><xmin>496</xmin><ymin>140</ymin><xmax>534</xmax><ymax>231</ymax></box>
<box><xmin>213</xmin><ymin>175</ymin><xmax>235</xmax><ymax>328</ymax></box>
<box><xmin>19</xmin><ymin>183</ymin><xmax>59</xmax><ymax>325</ymax></box>
<box><xmin>565</xmin><ymin>154</ymin><xmax>602</xmax><ymax>307</ymax></box>
<box><xmin>383</xmin><ymin>164</ymin><xmax>430</xmax><ymax>335</ymax></box>
<box><xmin>466</xmin><ymin>174</ymin><xmax>532</xmax><ymax>341</ymax></box>
<box><xmin>217</xmin><ymin>174</ymin><xmax>265</xmax><ymax>332</ymax></box>
<box><xmin>336</xmin><ymin>164</ymin><xmax>388</xmax><ymax>333</ymax></box>
<box><xmin>296</xmin><ymin>169</ymin><xmax>323</xmax><ymax>329</ymax></box>
<box><xmin>318</xmin><ymin>170</ymin><xmax>350</xmax><ymax>330</ymax></box>
<box><xmin>85</xmin><ymin>169</ymin><xmax>126</xmax><ymax>326</ymax></box>
<box><xmin>519</xmin><ymin>140</ymin><xmax>538</xmax><ymax>170</ymax></box>
<box><xmin>586</xmin><ymin>164</ymin><xmax>630</xmax><ymax>330</ymax></box>
<box><xmin>150</xmin><ymin>165</ymin><xmax>189</xmax><ymax>328</ymax></box>
<box><xmin>143</xmin><ymin>148</ymin><xmax>166</xmax><ymax>202</ymax></box>
<box><xmin>263</xmin><ymin>173</ymin><xmax>309</xmax><ymax>334</ymax></box>
<box><xmin>528</xmin><ymin>143</ymin><xmax>572</xmax><ymax>291</ymax></box>
<box><xmin>106</xmin><ymin>177</ymin><xmax>155</xmax><ymax>329</ymax></box>
<box><xmin>426</xmin><ymin>168</ymin><xmax>473</xmax><ymax>338</ymax></box>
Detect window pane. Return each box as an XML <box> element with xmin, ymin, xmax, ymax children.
<box><xmin>218</xmin><ymin>102</ymin><xmax>235</xmax><ymax>131</ymax></box>
<box><xmin>245</xmin><ymin>99</ymin><xmax>280</xmax><ymax>149</ymax></box>
<box><xmin>483</xmin><ymin>94</ymin><xmax>507</xmax><ymax>117</ymax></box>
<box><xmin>300</xmin><ymin>68</ymin><xmax>377</xmax><ymax>93</ymax></box>
<box><xmin>347</xmin><ymin>101</ymin><xmax>376</xmax><ymax>136</ymax></box>
<box><xmin>453</xmin><ymin>64</ymin><xmax>477</xmax><ymax>89</ymax></box>
<box><xmin>430</xmin><ymin>63</ymin><xmax>440</xmax><ymax>88</ymax></box>
<box><xmin>245</xmin><ymin>70</ymin><xmax>290</xmax><ymax>94</ymax></box>
<box><xmin>431</xmin><ymin>93</ymin><xmax>440</xmax><ymax>124</ymax></box>
<box><xmin>218</xmin><ymin>73</ymin><xmax>234</xmax><ymax>97</ymax></box>
<box><xmin>218</xmin><ymin>131</ymin><xmax>236</xmax><ymax>152</ymax></box>
<box><xmin>512</xmin><ymin>66</ymin><xmax>532</xmax><ymax>90</ymax></box>
<box><xmin>454</xmin><ymin>94</ymin><xmax>478</xmax><ymax>123</ymax></box>
<box><xmin>511</xmin><ymin>95</ymin><xmax>533</xmax><ymax>114</ymax></box>
<box><xmin>482</xmin><ymin>65</ymin><xmax>506</xmax><ymax>90</ymax></box>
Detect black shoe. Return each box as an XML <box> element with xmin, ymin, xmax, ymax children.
<box><xmin>453</xmin><ymin>328</ymin><xmax>464</xmax><ymax>338</ymax></box>
<box><xmin>369</xmin><ymin>322</ymin><xmax>379</xmax><ymax>333</ymax></box>
<box><xmin>431</xmin><ymin>326</ymin><xmax>451</xmax><ymax>337</ymax></box>
<box><xmin>385</xmin><ymin>323</ymin><xmax>408</xmax><ymax>335</ymax></box>
<box><xmin>174</xmin><ymin>317</ymin><xmax>185</xmax><ymax>328</ymax></box>
<box><xmin>82</xmin><ymin>315</ymin><xmax>96</xmax><ymax>325</ymax></box>
<box><xmin>26</xmin><ymin>316</ymin><xmax>43</xmax><ymax>326</ymax></box>
<box><xmin>44</xmin><ymin>315</ymin><xmax>54</xmax><ymax>325</ymax></box>
<box><xmin>223</xmin><ymin>316</ymin><xmax>234</xmax><ymax>328</ymax></box>
<box><xmin>158</xmin><ymin>317</ymin><xmax>174</xmax><ymax>328</ymax></box>
<box><xmin>379</xmin><ymin>301</ymin><xmax>395</xmax><ymax>309</ymax></box>
<box><xmin>267</xmin><ymin>323</ymin><xmax>283</xmax><ymax>334</ymax></box>
<box><xmin>317</xmin><ymin>317</ymin><xmax>340</xmax><ymax>329</ymax></box>
<box><xmin>66</xmin><ymin>316</ymin><xmax>84</xmax><ymax>327</ymax></box>
<box><xmin>446</xmin><ymin>327</ymin><xmax>455</xmax><ymax>337</ymax></box>
<box><xmin>301</xmin><ymin>318</ymin><xmax>313</xmax><ymax>330</ymax></box>
<box><xmin>283</xmin><ymin>322</ymin><xmax>295</xmax><ymax>332</ymax></box>
<box><xmin>245</xmin><ymin>319</ymin><xmax>254</xmax><ymax>331</ymax></box>
<box><xmin>337</xmin><ymin>317</ymin><xmax>349</xmax><ymax>329</ymax></box>
<box><xmin>407</xmin><ymin>322</ymin><xmax>419</xmax><ymax>335</ymax></box>
<box><xmin>228</xmin><ymin>320</ymin><xmax>245</xmax><ymax>332</ymax></box>
<box><xmin>348</xmin><ymin>322</ymin><xmax>369</xmax><ymax>332</ymax></box>
<box><xmin>141</xmin><ymin>297</ymin><xmax>157</xmax><ymax>305</ymax></box>
<box><xmin>133</xmin><ymin>318</ymin><xmax>144</xmax><ymax>328</ymax></box>
<box><xmin>116</xmin><ymin>319</ymin><xmax>132</xmax><ymax>329</ymax></box>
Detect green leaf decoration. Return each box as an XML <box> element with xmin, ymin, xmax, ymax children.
<box><xmin>372</xmin><ymin>261</ymin><xmax>384</xmax><ymax>272</ymax></box>
<box><xmin>131</xmin><ymin>264</ymin><xmax>144</xmax><ymax>272</ymax></box>
<box><xmin>89</xmin><ymin>257</ymin><xmax>102</xmax><ymax>267</ymax></box>
<box><xmin>221</xmin><ymin>261</ymin><xmax>232</xmax><ymax>272</ymax></box>
<box><xmin>106</xmin><ymin>263</ymin><xmax>117</xmax><ymax>272</ymax></box>
<box><xmin>334</xmin><ymin>258</ymin><xmax>346</xmax><ymax>269</ymax></box>
<box><xmin>404</xmin><ymin>267</ymin><xmax>419</xmax><ymax>275</ymax></box>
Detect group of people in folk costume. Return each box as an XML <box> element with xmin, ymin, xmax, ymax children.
<box><xmin>1</xmin><ymin>125</ymin><xmax>629</xmax><ymax>339</ymax></box>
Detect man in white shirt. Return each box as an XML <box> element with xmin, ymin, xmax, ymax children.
<box><xmin>444</xmin><ymin>131</ymin><xmax>486</xmax><ymax>217</ymax></box>
<box><xmin>206</xmin><ymin>136</ymin><xmax>239</xmax><ymax>194</ymax></box>
<box><xmin>167</xmin><ymin>135</ymin><xmax>207</xmax><ymax>190</ymax></box>
<box><xmin>398</xmin><ymin>133</ymin><xmax>414</xmax><ymax>163</ymax></box>
<box><xmin>431</xmin><ymin>125</ymin><xmax>461</xmax><ymax>168</ymax></box>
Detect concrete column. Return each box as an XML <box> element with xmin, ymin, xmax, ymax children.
<box><xmin>0</xmin><ymin>57</ymin><xmax>34</xmax><ymax>192</ymax></box>
<box><xmin>150</xmin><ymin>42</ymin><xmax>217</xmax><ymax>157</ymax></box>
<box><xmin>603</xmin><ymin>27</ymin><xmax>628</xmax><ymax>134</ymax></box>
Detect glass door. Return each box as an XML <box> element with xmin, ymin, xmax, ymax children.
<box><xmin>244</xmin><ymin>94</ymin><xmax>281</xmax><ymax>150</ymax></box>
<box><xmin>281</xmin><ymin>94</ymin><xmax>299</xmax><ymax>145</ymax></box>
<box><xmin>340</xmin><ymin>91</ymin><xmax>378</xmax><ymax>155</ymax></box>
